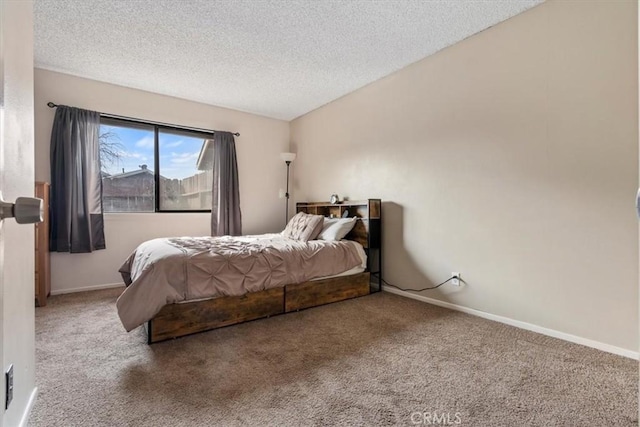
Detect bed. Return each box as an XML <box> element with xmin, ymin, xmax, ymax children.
<box><xmin>116</xmin><ymin>199</ymin><xmax>381</xmax><ymax>344</ymax></box>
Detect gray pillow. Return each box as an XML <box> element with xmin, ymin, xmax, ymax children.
<box><xmin>282</xmin><ymin>212</ymin><xmax>324</xmax><ymax>242</ymax></box>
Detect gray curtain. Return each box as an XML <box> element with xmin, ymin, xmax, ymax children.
<box><xmin>211</xmin><ymin>131</ymin><xmax>242</xmax><ymax>236</ymax></box>
<box><xmin>49</xmin><ymin>106</ymin><xmax>106</xmax><ymax>253</ymax></box>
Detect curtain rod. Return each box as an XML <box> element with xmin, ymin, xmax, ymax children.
<box><xmin>46</xmin><ymin>102</ymin><xmax>240</xmax><ymax>137</ymax></box>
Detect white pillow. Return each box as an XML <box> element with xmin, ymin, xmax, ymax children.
<box><xmin>317</xmin><ymin>217</ymin><xmax>357</xmax><ymax>241</ymax></box>
<box><xmin>317</xmin><ymin>217</ymin><xmax>339</xmax><ymax>236</ymax></box>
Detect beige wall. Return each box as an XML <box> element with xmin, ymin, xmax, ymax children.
<box><xmin>290</xmin><ymin>0</ymin><xmax>639</xmax><ymax>352</ymax></box>
<box><xmin>2</xmin><ymin>1</ymin><xmax>36</xmax><ymax>426</ymax></box>
<box><xmin>34</xmin><ymin>69</ymin><xmax>290</xmax><ymax>292</ymax></box>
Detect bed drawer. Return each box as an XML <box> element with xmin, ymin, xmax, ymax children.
<box><xmin>285</xmin><ymin>272</ymin><xmax>370</xmax><ymax>312</ymax></box>
<box><xmin>148</xmin><ymin>287</ymin><xmax>285</xmax><ymax>343</ymax></box>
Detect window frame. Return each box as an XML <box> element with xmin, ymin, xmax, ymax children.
<box><xmin>100</xmin><ymin>116</ymin><xmax>215</xmax><ymax>213</ymax></box>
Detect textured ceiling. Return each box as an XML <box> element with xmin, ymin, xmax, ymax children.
<box><xmin>34</xmin><ymin>0</ymin><xmax>543</xmax><ymax>121</ymax></box>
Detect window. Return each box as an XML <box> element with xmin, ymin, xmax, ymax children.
<box><xmin>99</xmin><ymin>118</ymin><xmax>213</xmax><ymax>212</ymax></box>
<box><xmin>100</xmin><ymin>119</ymin><xmax>156</xmax><ymax>212</ymax></box>
<box><xmin>158</xmin><ymin>128</ymin><xmax>213</xmax><ymax>211</ymax></box>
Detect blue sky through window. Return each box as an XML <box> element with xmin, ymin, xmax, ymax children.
<box><xmin>100</xmin><ymin>124</ymin><xmax>207</xmax><ymax>180</ymax></box>
<box><xmin>159</xmin><ymin>130</ymin><xmax>207</xmax><ymax>180</ymax></box>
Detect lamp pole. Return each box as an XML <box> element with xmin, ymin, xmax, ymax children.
<box><xmin>285</xmin><ymin>160</ymin><xmax>291</xmax><ymax>226</ymax></box>
<box><xmin>280</xmin><ymin>152</ymin><xmax>296</xmax><ymax>226</ymax></box>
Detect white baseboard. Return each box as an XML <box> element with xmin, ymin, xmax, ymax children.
<box><xmin>19</xmin><ymin>387</ymin><xmax>38</xmax><ymax>427</ymax></box>
<box><xmin>50</xmin><ymin>282</ymin><xmax>124</xmax><ymax>295</ymax></box>
<box><xmin>383</xmin><ymin>286</ymin><xmax>639</xmax><ymax>360</ymax></box>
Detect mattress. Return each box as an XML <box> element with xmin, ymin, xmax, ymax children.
<box><xmin>116</xmin><ymin>233</ymin><xmax>366</xmax><ymax>331</ymax></box>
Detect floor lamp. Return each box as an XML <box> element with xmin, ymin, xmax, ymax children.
<box><xmin>281</xmin><ymin>152</ymin><xmax>296</xmax><ymax>226</ymax></box>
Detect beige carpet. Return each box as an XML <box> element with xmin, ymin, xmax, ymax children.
<box><xmin>29</xmin><ymin>288</ymin><xmax>637</xmax><ymax>426</ymax></box>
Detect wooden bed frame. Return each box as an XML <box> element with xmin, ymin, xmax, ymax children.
<box><xmin>145</xmin><ymin>199</ymin><xmax>382</xmax><ymax>344</ymax></box>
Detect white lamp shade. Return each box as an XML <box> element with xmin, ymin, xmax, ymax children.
<box><xmin>280</xmin><ymin>152</ymin><xmax>297</xmax><ymax>162</ymax></box>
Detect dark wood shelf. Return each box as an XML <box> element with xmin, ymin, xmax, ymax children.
<box><xmin>296</xmin><ymin>199</ymin><xmax>382</xmax><ymax>292</ymax></box>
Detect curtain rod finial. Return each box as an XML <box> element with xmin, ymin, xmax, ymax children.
<box><xmin>47</xmin><ymin>102</ymin><xmax>57</xmax><ymax>108</ymax></box>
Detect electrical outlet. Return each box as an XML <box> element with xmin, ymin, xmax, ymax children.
<box><xmin>5</xmin><ymin>364</ymin><xmax>13</xmax><ymax>410</ymax></box>
<box><xmin>451</xmin><ymin>272</ymin><xmax>461</xmax><ymax>286</ymax></box>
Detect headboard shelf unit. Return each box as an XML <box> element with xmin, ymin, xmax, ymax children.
<box><xmin>296</xmin><ymin>199</ymin><xmax>382</xmax><ymax>292</ymax></box>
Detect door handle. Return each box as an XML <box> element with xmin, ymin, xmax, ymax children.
<box><xmin>0</xmin><ymin>192</ymin><xmax>43</xmax><ymax>224</ymax></box>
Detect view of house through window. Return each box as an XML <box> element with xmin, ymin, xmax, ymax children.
<box><xmin>158</xmin><ymin>128</ymin><xmax>213</xmax><ymax>211</ymax></box>
<box><xmin>99</xmin><ymin>118</ymin><xmax>213</xmax><ymax>212</ymax></box>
